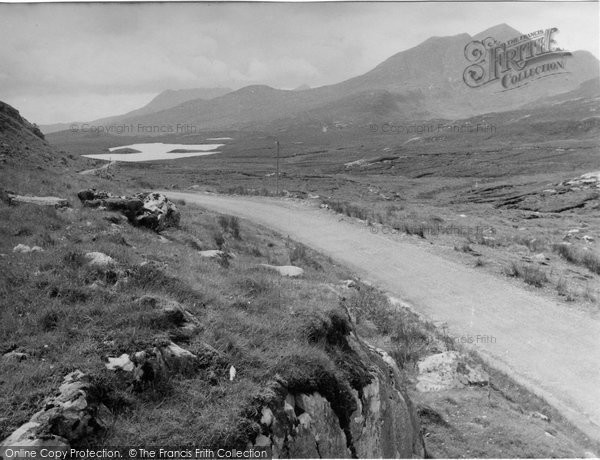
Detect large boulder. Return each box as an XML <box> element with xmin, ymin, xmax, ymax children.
<box><xmin>133</xmin><ymin>193</ymin><xmax>180</xmax><ymax>232</ymax></box>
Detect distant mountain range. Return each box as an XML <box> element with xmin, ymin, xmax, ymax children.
<box><xmin>40</xmin><ymin>87</ymin><xmax>231</xmax><ymax>134</ymax></box>
<box><xmin>43</xmin><ymin>23</ymin><xmax>599</xmax><ymax>135</ymax></box>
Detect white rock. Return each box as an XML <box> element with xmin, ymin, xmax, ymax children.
<box><xmin>530</xmin><ymin>411</ymin><xmax>549</xmax><ymax>422</ymax></box>
<box><xmin>85</xmin><ymin>252</ymin><xmax>115</xmax><ymax>268</ymax></box>
<box><xmin>254</xmin><ymin>434</ymin><xmax>271</xmax><ymax>448</ymax></box>
<box><xmin>12</xmin><ymin>244</ymin><xmax>43</xmax><ymax>253</ymax></box>
<box><xmin>416</xmin><ymin>351</ymin><xmax>488</xmax><ymax>392</ymax></box>
<box><xmin>106</xmin><ymin>354</ymin><xmax>134</xmax><ymax>372</ymax></box>
<box><xmin>298</xmin><ymin>412</ymin><xmax>312</xmax><ymax>428</ymax></box>
<box><xmin>260</xmin><ymin>264</ymin><xmax>304</xmax><ymax>277</ymax></box>
<box><xmin>341</xmin><ymin>279</ymin><xmax>357</xmax><ymax>289</ymax></box>
<box><xmin>13</xmin><ymin>244</ymin><xmax>32</xmax><ymax>253</ymax></box>
<box><xmin>260</xmin><ymin>407</ymin><xmax>274</xmax><ymax>427</ymax></box>
<box><xmin>8</xmin><ymin>194</ymin><xmax>68</xmax><ymax>208</ymax></box>
<box><xmin>2</xmin><ymin>351</ymin><xmax>29</xmax><ymax>363</ymax></box>
<box><xmin>229</xmin><ymin>365</ymin><xmax>236</xmax><ymax>381</ymax></box>
<box><xmin>199</xmin><ymin>250</ymin><xmax>224</xmax><ymax>258</ymax></box>
<box><xmin>163</xmin><ymin>342</ymin><xmax>196</xmax><ymax>360</ymax></box>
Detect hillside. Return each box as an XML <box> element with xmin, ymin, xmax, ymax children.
<box><xmin>0</xmin><ymin>101</ymin><xmax>95</xmax><ymax>196</ymax></box>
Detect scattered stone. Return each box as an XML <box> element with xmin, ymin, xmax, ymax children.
<box><xmin>341</xmin><ymin>279</ymin><xmax>357</xmax><ymax>289</ymax></box>
<box><xmin>7</xmin><ymin>194</ymin><xmax>68</xmax><ymax>208</ymax></box>
<box><xmin>77</xmin><ymin>189</ymin><xmax>110</xmax><ymax>202</ymax></box>
<box><xmin>12</xmin><ymin>244</ymin><xmax>43</xmax><ymax>253</ymax></box>
<box><xmin>136</xmin><ymin>295</ymin><xmax>200</xmax><ymax>338</ymax></box>
<box><xmin>416</xmin><ymin>351</ymin><xmax>489</xmax><ymax>392</ymax></box>
<box><xmin>2</xmin><ymin>351</ymin><xmax>29</xmax><ymax>363</ymax></box>
<box><xmin>84</xmin><ymin>252</ymin><xmax>115</xmax><ymax>268</ymax></box>
<box><xmin>582</xmin><ymin>235</ymin><xmax>594</xmax><ymax>243</ymax></box>
<box><xmin>208</xmin><ymin>370</ymin><xmax>219</xmax><ymax>385</ymax></box>
<box><xmin>105</xmin><ymin>341</ymin><xmax>197</xmax><ymax>384</ymax></box>
<box><xmin>199</xmin><ymin>249</ymin><xmax>224</xmax><ymax>258</ymax></box>
<box><xmin>260</xmin><ymin>407</ymin><xmax>274</xmax><ymax>427</ymax></box>
<box><xmin>254</xmin><ymin>435</ymin><xmax>271</xmax><ymax>448</ymax></box>
<box><xmin>260</xmin><ymin>264</ymin><xmax>304</xmax><ymax>277</ymax></box>
<box><xmin>106</xmin><ymin>354</ymin><xmax>135</xmax><ymax>372</ymax></box>
<box><xmin>104</xmin><ymin>214</ymin><xmax>126</xmax><ymax>225</ymax></box>
<box><xmin>530</xmin><ymin>411</ymin><xmax>550</xmax><ymax>422</ymax></box>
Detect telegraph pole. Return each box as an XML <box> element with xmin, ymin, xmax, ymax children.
<box><xmin>276</xmin><ymin>140</ymin><xmax>280</xmax><ymax>195</ymax></box>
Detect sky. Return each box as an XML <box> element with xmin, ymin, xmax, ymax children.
<box><xmin>0</xmin><ymin>1</ymin><xmax>598</xmax><ymax>124</ymax></box>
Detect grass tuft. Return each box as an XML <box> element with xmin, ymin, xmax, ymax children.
<box><xmin>505</xmin><ymin>262</ymin><xmax>548</xmax><ymax>287</ymax></box>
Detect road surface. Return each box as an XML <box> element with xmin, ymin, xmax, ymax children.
<box><xmin>168</xmin><ymin>191</ymin><xmax>600</xmax><ymax>442</ymax></box>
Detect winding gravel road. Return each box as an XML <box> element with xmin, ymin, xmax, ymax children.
<box><xmin>168</xmin><ymin>191</ymin><xmax>600</xmax><ymax>441</ymax></box>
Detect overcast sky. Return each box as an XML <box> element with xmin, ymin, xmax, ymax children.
<box><xmin>0</xmin><ymin>2</ymin><xmax>598</xmax><ymax>124</ymax></box>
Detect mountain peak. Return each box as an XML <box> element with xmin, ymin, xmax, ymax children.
<box><xmin>473</xmin><ymin>23</ymin><xmax>522</xmax><ymax>42</ymax></box>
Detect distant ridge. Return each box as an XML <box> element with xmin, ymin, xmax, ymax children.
<box><xmin>40</xmin><ymin>87</ymin><xmax>232</xmax><ymax>134</ymax></box>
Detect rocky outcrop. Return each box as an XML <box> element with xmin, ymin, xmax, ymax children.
<box><xmin>77</xmin><ymin>189</ymin><xmax>180</xmax><ymax>232</ymax></box>
<box><xmin>0</xmin><ymin>371</ymin><xmax>111</xmax><ymax>453</ymax></box>
<box><xmin>250</xmin><ymin>333</ymin><xmax>425</xmax><ymax>458</ymax></box>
